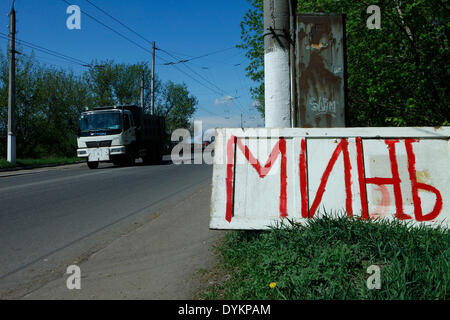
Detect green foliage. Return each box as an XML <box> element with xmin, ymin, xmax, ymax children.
<box><xmin>203</xmin><ymin>216</ymin><xmax>449</xmax><ymax>300</ymax></box>
<box><xmin>155</xmin><ymin>81</ymin><xmax>198</xmax><ymax>134</ymax></box>
<box><xmin>0</xmin><ymin>157</ymin><xmax>81</xmax><ymax>169</ymax></box>
<box><xmin>0</xmin><ymin>51</ymin><xmax>92</xmax><ymax>158</ymax></box>
<box><xmin>239</xmin><ymin>0</ymin><xmax>449</xmax><ymax>126</ymax></box>
<box><xmin>238</xmin><ymin>0</ymin><xmax>265</xmax><ymax>115</ymax></box>
<box><xmin>83</xmin><ymin>60</ymin><xmax>197</xmax><ymax>134</ymax></box>
<box><xmin>84</xmin><ymin>60</ymin><xmax>162</xmax><ymax>108</ymax></box>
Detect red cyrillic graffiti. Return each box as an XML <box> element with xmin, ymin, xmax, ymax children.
<box><xmin>299</xmin><ymin>138</ymin><xmax>308</xmax><ymax>218</ymax></box>
<box><xmin>364</xmin><ymin>140</ymin><xmax>411</xmax><ymax>220</ymax></box>
<box><xmin>225</xmin><ymin>135</ymin><xmax>236</xmax><ymax>223</ymax></box>
<box><xmin>356</xmin><ymin>137</ymin><xmax>369</xmax><ymax>220</ymax></box>
<box><xmin>226</xmin><ymin>136</ymin><xmax>287</xmax><ymax>223</ymax></box>
<box><xmin>405</xmin><ymin>139</ymin><xmax>443</xmax><ymax>221</ymax></box>
<box><xmin>307</xmin><ymin>139</ymin><xmax>353</xmax><ymax>218</ymax></box>
<box><xmin>225</xmin><ymin>136</ymin><xmax>443</xmax><ymax>223</ymax></box>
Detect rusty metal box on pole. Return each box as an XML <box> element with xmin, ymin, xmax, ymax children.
<box><xmin>295</xmin><ymin>13</ymin><xmax>347</xmax><ymax>128</ymax></box>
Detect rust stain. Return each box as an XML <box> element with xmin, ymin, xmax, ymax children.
<box><xmin>298</xmin><ymin>28</ymin><xmax>307</xmax><ymax>41</ymax></box>
<box><xmin>314</xmin><ymin>116</ymin><xmax>321</xmax><ymax>127</ymax></box>
<box><xmin>297</xmin><ymin>52</ymin><xmax>342</xmax><ymax>127</ymax></box>
<box><xmin>416</xmin><ymin>170</ymin><xmax>430</xmax><ymax>184</ymax></box>
<box><xmin>296</xmin><ymin>14</ymin><xmax>345</xmax><ymax>128</ymax></box>
<box><xmin>311</xmin><ymin>23</ymin><xmax>331</xmax><ymax>44</ymax></box>
<box><xmin>326</xmin><ymin>114</ymin><xmax>332</xmax><ymax>127</ymax></box>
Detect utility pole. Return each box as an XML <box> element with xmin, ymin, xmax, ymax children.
<box><xmin>7</xmin><ymin>1</ymin><xmax>16</xmax><ymax>163</ymax></box>
<box><xmin>150</xmin><ymin>41</ymin><xmax>155</xmax><ymax>115</ymax></box>
<box><xmin>263</xmin><ymin>0</ymin><xmax>291</xmax><ymax>128</ymax></box>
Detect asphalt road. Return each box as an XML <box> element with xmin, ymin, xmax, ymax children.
<box><xmin>0</xmin><ymin>158</ymin><xmax>212</xmax><ymax>298</ymax></box>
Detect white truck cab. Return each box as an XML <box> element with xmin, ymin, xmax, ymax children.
<box><xmin>77</xmin><ymin>107</ymin><xmax>136</xmax><ymax>169</ymax></box>
<box><xmin>77</xmin><ymin>105</ymin><xmax>165</xmax><ymax>169</ymax></box>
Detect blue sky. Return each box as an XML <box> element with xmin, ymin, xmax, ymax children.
<box><xmin>0</xmin><ymin>0</ymin><xmax>264</xmax><ymax>130</ymax></box>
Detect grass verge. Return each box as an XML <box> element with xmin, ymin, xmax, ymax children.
<box><xmin>0</xmin><ymin>157</ymin><xmax>82</xmax><ymax>169</ymax></box>
<box><xmin>200</xmin><ymin>215</ymin><xmax>449</xmax><ymax>300</ymax></box>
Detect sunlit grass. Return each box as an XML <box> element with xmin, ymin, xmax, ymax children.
<box><xmin>0</xmin><ymin>157</ymin><xmax>81</xmax><ymax>169</ymax></box>
<box><xmin>202</xmin><ymin>215</ymin><xmax>449</xmax><ymax>300</ymax></box>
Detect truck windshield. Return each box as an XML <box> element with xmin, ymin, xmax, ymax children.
<box><xmin>78</xmin><ymin>112</ymin><xmax>122</xmax><ymax>137</ymax></box>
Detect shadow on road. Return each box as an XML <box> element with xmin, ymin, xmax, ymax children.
<box><xmin>93</xmin><ymin>159</ymin><xmax>174</xmax><ymax>170</ymax></box>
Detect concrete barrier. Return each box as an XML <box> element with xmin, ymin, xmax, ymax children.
<box><xmin>210</xmin><ymin>127</ymin><xmax>450</xmax><ymax>230</ymax></box>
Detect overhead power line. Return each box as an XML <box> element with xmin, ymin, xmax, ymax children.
<box><xmin>161</xmin><ymin>59</ymin><xmax>222</xmax><ymax>96</ymax></box>
<box><xmin>61</xmin><ymin>0</ymin><xmax>155</xmax><ymax>57</ymax></box>
<box><xmin>165</xmin><ymin>59</ymin><xmax>245</xmax><ymax>114</ymax></box>
<box><xmin>0</xmin><ymin>31</ymin><xmax>91</xmax><ymax>66</ymax></box>
<box><xmin>63</xmin><ymin>1</ymin><xmax>238</xmax><ymax>97</ymax></box>
<box><xmin>59</xmin><ymin>0</ymin><xmax>247</xmax><ymax>116</ymax></box>
<box><xmin>157</xmin><ymin>51</ymin><xmax>246</xmax><ymax>115</ymax></box>
<box><xmin>0</xmin><ymin>38</ymin><xmax>79</xmax><ymax>67</ymax></box>
<box><xmin>158</xmin><ymin>47</ymin><xmax>236</xmax><ymax>66</ymax></box>
<box><xmin>82</xmin><ymin>1</ymin><xmax>238</xmax><ymax>66</ymax></box>
<box><xmin>157</xmin><ymin>48</ymin><xmax>248</xmax><ymax>114</ymax></box>
<box><xmin>66</xmin><ymin>0</ymin><xmax>231</xmax><ymax>107</ymax></box>
<box><xmin>159</xmin><ymin>49</ymin><xmax>231</xmax><ymax>96</ymax></box>
<box><xmin>78</xmin><ymin>1</ymin><xmax>244</xmax><ymax>99</ymax></box>
<box><xmin>83</xmin><ymin>2</ymin><xmax>238</xmax><ymax>66</ymax></box>
<box><xmin>84</xmin><ymin>0</ymin><xmax>154</xmax><ymax>47</ymax></box>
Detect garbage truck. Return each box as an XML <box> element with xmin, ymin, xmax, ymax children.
<box><xmin>77</xmin><ymin>105</ymin><xmax>166</xmax><ymax>169</ymax></box>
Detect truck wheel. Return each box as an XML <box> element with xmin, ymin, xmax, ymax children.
<box><xmin>111</xmin><ymin>157</ymin><xmax>122</xmax><ymax>166</ymax></box>
<box><xmin>150</xmin><ymin>144</ymin><xmax>162</xmax><ymax>164</ymax></box>
<box><xmin>142</xmin><ymin>155</ymin><xmax>152</xmax><ymax>165</ymax></box>
<box><xmin>155</xmin><ymin>150</ymin><xmax>162</xmax><ymax>163</ymax></box>
<box><xmin>87</xmin><ymin>161</ymin><xmax>99</xmax><ymax>169</ymax></box>
<box><xmin>142</xmin><ymin>144</ymin><xmax>154</xmax><ymax>165</ymax></box>
<box><xmin>124</xmin><ymin>152</ymin><xmax>135</xmax><ymax>166</ymax></box>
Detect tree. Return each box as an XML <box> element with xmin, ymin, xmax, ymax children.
<box><xmin>0</xmin><ymin>50</ymin><xmax>92</xmax><ymax>158</ymax></box>
<box><xmin>239</xmin><ymin>0</ymin><xmax>449</xmax><ymax>126</ymax></box>
<box><xmin>155</xmin><ymin>81</ymin><xmax>198</xmax><ymax>134</ymax></box>
<box><xmin>0</xmin><ymin>53</ymin><xmax>197</xmax><ymax>159</ymax></box>
<box><xmin>83</xmin><ymin>60</ymin><xmax>163</xmax><ymax>111</ymax></box>
<box><xmin>238</xmin><ymin>0</ymin><xmax>265</xmax><ymax>116</ymax></box>
<box><xmin>85</xmin><ymin>61</ymin><xmax>197</xmax><ymax>132</ymax></box>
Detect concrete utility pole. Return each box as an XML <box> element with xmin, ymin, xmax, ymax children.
<box><xmin>7</xmin><ymin>2</ymin><xmax>16</xmax><ymax>163</ymax></box>
<box><xmin>264</xmin><ymin>0</ymin><xmax>291</xmax><ymax>128</ymax></box>
<box><xmin>150</xmin><ymin>41</ymin><xmax>155</xmax><ymax>115</ymax></box>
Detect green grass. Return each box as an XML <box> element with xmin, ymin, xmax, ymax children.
<box><xmin>202</xmin><ymin>215</ymin><xmax>449</xmax><ymax>300</ymax></box>
<box><xmin>0</xmin><ymin>157</ymin><xmax>82</xmax><ymax>169</ymax></box>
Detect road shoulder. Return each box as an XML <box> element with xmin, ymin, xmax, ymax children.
<box><xmin>24</xmin><ymin>183</ymin><xmax>225</xmax><ymax>299</ymax></box>
<box><xmin>0</xmin><ymin>162</ymin><xmax>86</xmax><ymax>177</ymax></box>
